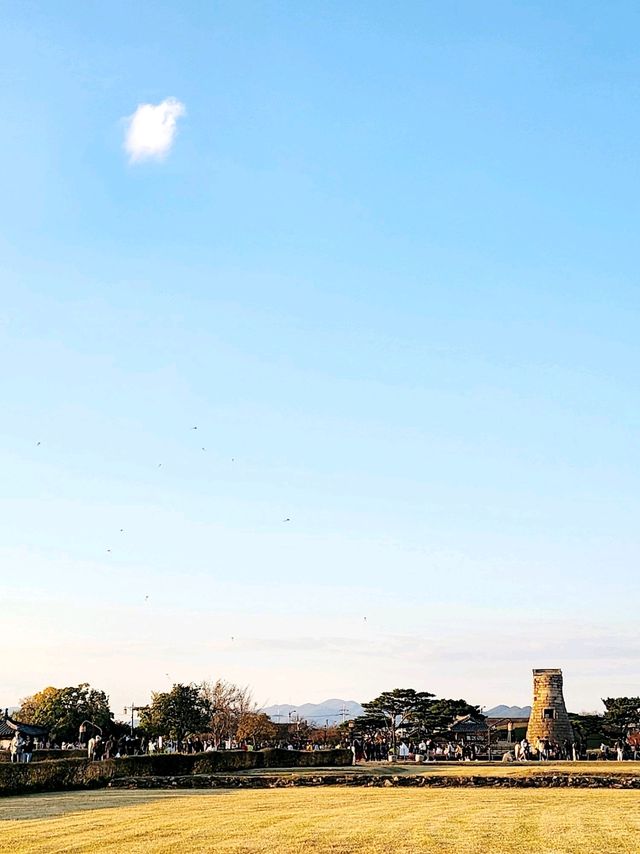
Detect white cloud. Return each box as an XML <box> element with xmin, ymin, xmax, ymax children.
<box><xmin>123</xmin><ymin>97</ymin><xmax>185</xmax><ymax>163</ymax></box>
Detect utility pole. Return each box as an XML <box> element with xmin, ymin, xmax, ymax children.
<box><xmin>123</xmin><ymin>704</ymin><xmax>148</xmax><ymax>735</ymax></box>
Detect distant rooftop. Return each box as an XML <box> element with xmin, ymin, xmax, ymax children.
<box><xmin>0</xmin><ymin>713</ymin><xmax>49</xmax><ymax>738</ymax></box>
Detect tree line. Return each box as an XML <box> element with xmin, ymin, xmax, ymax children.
<box><xmin>12</xmin><ymin>682</ymin><xmax>640</xmax><ymax>749</ymax></box>
<box><xmin>12</xmin><ymin>680</ymin><xmax>279</xmax><ymax>748</ymax></box>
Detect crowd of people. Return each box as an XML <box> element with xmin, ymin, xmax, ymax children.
<box><xmin>85</xmin><ymin>734</ymin><xmax>148</xmax><ymax>760</ymax></box>
<box><xmin>7</xmin><ymin>726</ymin><xmax>639</xmax><ymax>764</ymax></box>
<box><xmin>351</xmin><ymin>737</ymin><xmax>480</xmax><ymax>762</ymax></box>
<box><xmin>353</xmin><ymin>733</ymin><xmax>640</xmax><ymax>763</ymax></box>
<box><xmin>79</xmin><ymin>734</ymin><xmax>342</xmax><ymax>759</ymax></box>
<box><xmin>506</xmin><ymin>736</ymin><xmax>639</xmax><ymax>762</ymax></box>
<box><xmin>600</xmin><ymin>739</ymin><xmax>639</xmax><ymax>761</ymax></box>
<box><xmin>511</xmin><ymin>737</ymin><xmax>577</xmax><ymax>761</ymax></box>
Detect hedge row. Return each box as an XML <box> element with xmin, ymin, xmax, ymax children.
<box><xmin>0</xmin><ymin>749</ymin><xmax>86</xmax><ymax>763</ymax></box>
<box><xmin>0</xmin><ymin>749</ymin><xmax>353</xmax><ymax>797</ymax></box>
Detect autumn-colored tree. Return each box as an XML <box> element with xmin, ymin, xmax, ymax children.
<box><xmin>17</xmin><ymin>684</ymin><xmax>113</xmax><ymax>742</ymax></box>
<box><xmin>307</xmin><ymin>724</ymin><xmax>342</xmax><ymax>746</ymax></box>
<box><xmin>236</xmin><ymin>711</ymin><xmax>278</xmax><ymax>746</ymax></box>
<box><xmin>200</xmin><ymin>679</ymin><xmax>255</xmax><ymax>747</ymax></box>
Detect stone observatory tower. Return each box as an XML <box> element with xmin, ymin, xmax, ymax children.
<box><xmin>526</xmin><ymin>668</ymin><xmax>574</xmax><ymax>745</ymax></box>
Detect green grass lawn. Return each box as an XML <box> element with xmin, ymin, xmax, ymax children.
<box><xmin>2</xmin><ymin>786</ymin><xmax>640</xmax><ymax>854</ymax></box>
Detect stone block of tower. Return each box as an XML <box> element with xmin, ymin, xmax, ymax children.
<box><xmin>526</xmin><ymin>668</ymin><xmax>574</xmax><ymax>745</ymax></box>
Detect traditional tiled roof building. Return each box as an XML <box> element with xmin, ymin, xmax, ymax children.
<box><xmin>0</xmin><ymin>710</ymin><xmax>49</xmax><ymax>749</ymax></box>
<box><xmin>449</xmin><ymin>714</ymin><xmax>488</xmax><ymax>744</ymax></box>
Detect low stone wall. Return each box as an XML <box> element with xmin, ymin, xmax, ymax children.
<box><xmin>110</xmin><ymin>773</ymin><xmax>640</xmax><ymax>790</ymax></box>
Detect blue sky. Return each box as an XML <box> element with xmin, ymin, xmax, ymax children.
<box><xmin>2</xmin><ymin>1</ymin><xmax>639</xmax><ymax>715</ymax></box>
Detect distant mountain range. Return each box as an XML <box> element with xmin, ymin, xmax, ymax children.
<box><xmin>262</xmin><ymin>700</ymin><xmax>531</xmax><ymax>724</ymax></box>
<box><xmin>262</xmin><ymin>699</ymin><xmax>364</xmax><ymax>725</ymax></box>
<box><xmin>485</xmin><ymin>705</ymin><xmax>531</xmax><ymax>718</ymax></box>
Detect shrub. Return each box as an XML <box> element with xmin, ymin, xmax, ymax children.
<box><xmin>0</xmin><ymin>749</ymin><xmax>353</xmax><ymax>796</ymax></box>
<box><xmin>0</xmin><ymin>749</ymin><xmax>86</xmax><ymax>763</ymax></box>
<box><xmin>192</xmin><ymin>751</ymin><xmax>262</xmax><ymax>773</ymax></box>
<box><xmin>107</xmin><ymin>754</ymin><xmax>195</xmax><ymax>778</ymax></box>
<box><xmin>36</xmin><ymin>749</ymin><xmax>87</xmax><ymax>762</ymax></box>
<box><xmin>0</xmin><ymin>759</ymin><xmax>108</xmax><ymax>796</ymax></box>
<box><xmin>262</xmin><ymin>748</ymin><xmax>352</xmax><ymax>768</ymax></box>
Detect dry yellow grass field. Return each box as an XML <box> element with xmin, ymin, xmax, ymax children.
<box><xmin>2</xmin><ymin>786</ymin><xmax>640</xmax><ymax>854</ymax></box>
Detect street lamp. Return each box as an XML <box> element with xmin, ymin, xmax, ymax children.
<box><xmin>78</xmin><ymin>720</ymin><xmax>102</xmax><ymax>745</ymax></box>
<box><xmin>487</xmin><ymin>721</ymin><xmax>498</xmax><ymax>761</ymax></box>
<box><xmin>287</xmin><ymin>711</ymin><xmax>297</xmax><ymax>745</ymax></box>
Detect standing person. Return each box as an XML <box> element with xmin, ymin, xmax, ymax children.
<box><xmin>117</xmin><ymin>735</ymin><xmax>127</xmax><ymax>757</ymax></box>
<box><xmin>87</xmin><ymin>735</ymin><xmax>95</xmax><ymax>761</ymax></box>
<box><xmin>425</xmin><ymin>738</ymin><xmax>434</xmax><ymax>762</ymax></box>
<box><xmin>92</xmin><ymin>735</ymin><xmax>103</xmax><ymax>761</ymax></box>
<box><xmin>103</xmin><ymin>736</ymin><xmax>115</xmax><ymax>760</ymax></box>
<box><xmin>23</xmin><ymin>736</ymin><xmax>34</xmax><ymax>763</ymax></box>
<box><xmin>10</xmin><ymin>733</ymin><xmax>23</xmax><ymax>763</ymax></box>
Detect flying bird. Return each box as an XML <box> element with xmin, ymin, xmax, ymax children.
<box><xmin>192</xmin><ymin>426</ymin><xmax>198</xmax><ymax>430</ymax></box>
<box><xmin>36</xmin><ymin>441</ymin><xmax>41</xmax><ymax>446</ymax></box>
<box><xmin>201</xmin><ymin>447</ymin><xmax>206</xmax><ymax>451</ymax></box>
<box><xmin>283</xmin><ymin>518</ymin><xmax>291</xmax><ymax>522</ymax></box>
